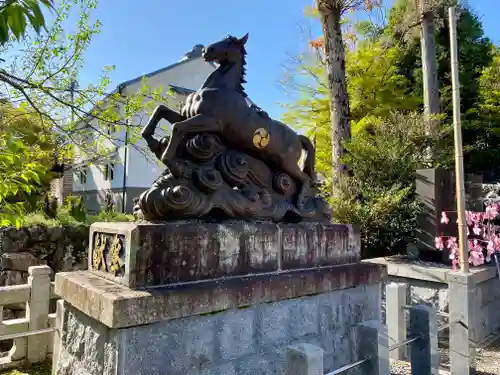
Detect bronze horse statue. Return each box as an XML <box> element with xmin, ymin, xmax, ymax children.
<box><xmin>142</xmin><ymin>34</ymin><xmax>316</xmax><ymax>208</ymax></box>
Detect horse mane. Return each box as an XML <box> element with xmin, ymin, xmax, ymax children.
<box><xmin>232</xmin><ymin>37</ymin><xmax>267</xmax><ymax>116</ymax></box>
<box><xmin>237</xmin><ymin>42</ymin><xmax>247</xmax><ymax>98</ymax></box>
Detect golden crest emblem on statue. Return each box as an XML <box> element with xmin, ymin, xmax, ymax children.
<box><xmin>253</xmin><ymin>128</ymin><xmax>270</xmax><ymax>149</ymax></box>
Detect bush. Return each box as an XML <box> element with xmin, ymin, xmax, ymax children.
<box><xmin>0</xmin><ymin>361</ymin><xmax>52</xmax><ymax>375</ymax></box>
<box><xmin>21</xmin><ymin>202</ymin><xmax>135</xmax><ymax>227</ymax></box>
<box><xmin>63</xmin><ymin>195</ymin><xmax>87</xmax><ymax>222</ymax></box>
<box><xmin>87</xmin><ymin>210</ymin><xmax>135</xmax><ymax>224</ymax></box>
<box><xmin>330</xmin><ymin>112</ymin><xmax>452</xmax><ymax>258</ymax></box>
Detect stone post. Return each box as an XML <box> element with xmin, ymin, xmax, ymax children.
<box><xmin>408</xmin><ymin>305</ymin><xmax>438</xmax><ymax>375</ymax></box>
<box><xmin>357</xmin><ymin>321</ymin><xmax>389</xmax><ymax>375</ymax></box>
<box><xmin>386</xmin><ymin>282</ymin><xmax>408</xmax><ymax>360</ymax></box>
<box><xmin>26</xmin><ymin>265</ymin><xmax>51</xmax><ymax>363</ymax></box>
<box><xmin>285</xmin><ymin>343</ymin><xmax>324</xmax><ymax>375</ymax></box>
<box><xmin>448</xmin><ymin>272</ymin><xmax>477</xmax><ymax>375</ymax></box>
<box><xmin>51</xmin><ymin>300</ymin><xmax>66</xmax><ymax>375</ymax></box>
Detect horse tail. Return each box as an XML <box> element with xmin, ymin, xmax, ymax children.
<box><xmin>299</xmin><ymin>134</ymin><xmax>316</xmax><ymax>181</ymax></box>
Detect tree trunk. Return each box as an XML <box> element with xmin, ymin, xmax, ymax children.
<box><xmin>419</xmin><ymin>2</ymin><xmax>440</xmax><ymax>157</ymax></box>
<box><xmin>318</xmin><ymin>1</ymin><xmax>351</xmax><ymax>196</ymax></box>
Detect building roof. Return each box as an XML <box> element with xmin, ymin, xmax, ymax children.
<box><xmin>168</xmin><ymin>85</ymin><xmax>257</xmax><ymax>107</ymax></box>
<box><xmin>116</xmin><ymin>44</ymin><xmax>217</xmax><ymax>92</ymax></box>
<box><xmin>74</xmin><ymin>44</ymin><xmax>216</xmax><ymax>129</ymax></box>
<box><xmin>76</xmin><ymin>42</ymin><xmax>259</xmax><ymax>131</ymax></box>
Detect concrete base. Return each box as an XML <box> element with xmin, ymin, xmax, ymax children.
<box><xmin>365</xmin><ymin>257</ymin><xmax>500</xmax><ymax>344</ymax></box>
<box><xmin>53</xmin><ymin>263</ymin><xmax>386</xmax><ymax>375</ymax></box>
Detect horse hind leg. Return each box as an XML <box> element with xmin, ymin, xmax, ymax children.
<box><xmin>161</xmin><ymin>114</ymin><xmax>222</xmax><ymax>169</ymax></box>
<box><xmin>280</xmin><ymin>159</ymin><xmax>311</xmax><ymax>209</ymax></box>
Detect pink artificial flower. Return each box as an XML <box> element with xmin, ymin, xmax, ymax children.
<box><xmin>484</xmin><ymin>204</ymin><xmax>499</xmax><ymax>220</ymax></box>
<box><xmin>449</xmin><ymin>248</ymin><xmax>457</xmax><ymax>260</ymax></box>
<box><xmin>447</xmin><ymin>238</ymin><xmax>459</xmax><ymax>271</ymax></box>
<box><xmin>487</xmin><ymin>240</ymin><xmax>495</xmax><ymax>253</ymax></box>
<box><xmin>469</xmin><ymin>246</ymin><xmax>485</xmax><ymax>266</ymax></box>
<box><xmin>435</xmin><ymin>237</ymin><xmax>444</xmax><ymax>249</ymax></box>
<box><xmin>441</xmin><ymin>212</ymin><xmax>449</xmax><ymax>224</ymax></box>
<box><xmin>465</xmin><ymin>211</ymin><xmax>482</xmax><ymax>226</ymax></box>
<box><xmin>447</xmin><ymin>237</ymin><xmax>457</xmax><ymax>249</ymax></box>
<box><xmin>473</xmin><ymin>225</ymin><xmax>482</xmax><ymax>236</ymax></box>
<box><xmin>470</xmin><ymin>239</ymin><xmax>481</xmax><ymax>251</ymax></box>
<box><xmin>494</xmin><ymin>235</ymin><xmax>500</xmax><ymax>251</ymax></box>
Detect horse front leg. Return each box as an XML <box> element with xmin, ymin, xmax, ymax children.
<box><xmin>141</xmin><ymin>105</ymin><xmax>185</xmax><ymax>138</ymax></box>
<box><xmin>161</xmin><ymin>114</ymin><xmax>222</xmax><ymax>174</ymax></box>
<box><xmin>141</xmin><ymin>105</ymin><xmax>186</xmax><ymax>163</ymax></box>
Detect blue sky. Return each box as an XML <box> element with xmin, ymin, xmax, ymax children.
<box><xmin>78</xmin><ymin>0</ymin><xmax>499</xmax><ymax>119</ymax></box>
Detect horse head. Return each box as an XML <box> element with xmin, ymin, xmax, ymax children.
<box><xmin>203</xmin><ymin>33</ymin><xmax>249</xmax><ymax>65</ymax></box>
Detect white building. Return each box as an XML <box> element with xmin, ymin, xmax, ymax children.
<box><xmin>71</xmin><ymin>45</ymin><xmax>218</xmax><ymax>213</ymax></box>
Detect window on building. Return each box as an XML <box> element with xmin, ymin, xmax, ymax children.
<box><xmin>104</xmin><ymin>163</ymin><xmax>114</xmax><ymax>181</ymax></box>
<box><xmin>107</xmin><ymin>124</ymin><xmax>118</xmax><ymax>135</ymax></box>
<box><xmin>76</xmin><ymin>168</ymin><xmax>87</xmax><ymax>185</ymax></box>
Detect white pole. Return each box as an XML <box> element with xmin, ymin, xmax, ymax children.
<box><xmin>448</xmin><ymin>7</ymin><xmax>469</xmax><ymax>273</ymax></box>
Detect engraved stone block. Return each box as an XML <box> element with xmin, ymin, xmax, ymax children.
<box><xmin>88</xmin><ymin>221</ymin><xmax>361</xmax><ymax>289</ymax></box>
<box><xmin>280</xmin><ymin>223</ymin><xmax>360</xmax><ymax>270</ymax></box>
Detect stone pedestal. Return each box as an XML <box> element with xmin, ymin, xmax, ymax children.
<box><xmin>52</xmin><ymin>221</ymin><xmax>386</xmax><ymax>375</ymax></box>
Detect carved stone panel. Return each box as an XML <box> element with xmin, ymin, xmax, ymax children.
<box><xmin>90</xmin><ymin>232</ymin><xmax>126</xmax><ymax>277</ymax></box>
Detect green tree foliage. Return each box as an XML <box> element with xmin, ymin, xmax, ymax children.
<box><xmin>0</xmin><ymin>0</ymin><xmax>54</xmax><ymax>43</ymax></box>
<box><xmin>282</xmin><ymin>0</ymin><xmax>496</xmax><ymax>256</ymax></box>
<box><xmin>0</xmin><ymin>0</ymin><xmax>172</xmax><ymax>226</ymax></box>
<box><xmin>332</xmin><ymin>113</ymin><xmax>451</xmax><ymax>257</ymax></box>
<box><xmin>462</xmin><ymin>50</ymin><xmax>500</xmax><ymax>178</ymax></box>
<box><xmin>0</xmin><ymin>104</ymin><xmax>55</xmax><ymax>226</ymax></box>
<box><xmin>386</xmin><ymin>1</ymin><xmax>498</xmax><ymax>178</ymax></box>
<box><xmin>283</xmin><ymin>34</ymin><xmax>421</xmax><ymax>182</ymax></box>
<box><xmin>386</xmin><ymin>1</ymin><xmax>493</xmax><ymax>117</ymax></box>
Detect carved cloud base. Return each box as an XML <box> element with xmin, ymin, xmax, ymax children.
<box><xmin>134</xmin><ymin>133</ymin><xmax>331</xmax><ymax>222</ymax></box>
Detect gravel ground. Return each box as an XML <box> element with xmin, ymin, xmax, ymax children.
<box><xmin>389</xmin><ymin>333</ymin><xmax>500</xmax><ymax>375</ymax></box>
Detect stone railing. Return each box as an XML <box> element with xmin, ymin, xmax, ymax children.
<box><xmin>0</xmin><ymin>265</ymin><xmax>58</xmax><ymax>371</ymax></box>
<box><xmin>285</xmin><ymin>282</ymin><xmax>473</xmax><ymax>375</ymax></box>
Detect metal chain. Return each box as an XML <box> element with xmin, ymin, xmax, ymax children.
<box><xmin>325</xmin><ymin>318</ymin><xmax>461</xmax><ymax>375</ymax></box>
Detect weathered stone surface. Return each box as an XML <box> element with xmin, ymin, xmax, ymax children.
<box><xmin>88</xmin><ymin>221</ymin><xmax>361</xmax><ymax>288</ymax></box>
<box><xmin>0</xmin><ymin>225</ymin><xmax>88</xmax><ymax>328</ymax></box>
<box><xmin>54</xmin><ymin>304</ymin><xmax>118</xmax><ymax>375</ymax></box>
<box><xmin>0</xmin><ymin>225</ymin><xmax>89</xmax><ymax>287</ymax></box>
<box><xmin>54</xmin><ymin>282</ymin><xmax>382</xmax><ymax>375</ymax></box>
<box><xmin>55</xmin><ymin>262</ymin><xmax>385</xmax><ymax>329</ymax></box>
<box><xmin>0</xmin><ymin>269</ymin><xmax>29</xmax><ymax>285</ymax></box>
<box><xmin>280</xmin><ymin>223</ymin><xmax>359</xmax><ymax>270</ymax></box>
<box><xmin>0</xmin><ymin>252</ymin><xmax>42</xmax><ymax>271</ymax></box>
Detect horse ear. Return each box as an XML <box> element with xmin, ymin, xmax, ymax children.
<box><xmin>239</xmin><ymin>33</ymin><xmax>249</xmax><ymax>45</ymax></box>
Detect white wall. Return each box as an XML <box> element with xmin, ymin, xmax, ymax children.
<box><xmin>72</xmin><ymin>144</ymin><xmax>127</xmax><ymax>192</ymax></box>
<box><xmin>72</xmin><ymin>103</ymin><xmax>127</xmax><ymax>192</ymax></box>
<box><xmin>72</xmin><ymin>57</ymin><xmax>215</xmax><ymax>193</ymax></box>
<box><xmin>124</xmin><ymin>58</ymin><xmax>215</xmax><ymax>188</ymax></box>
